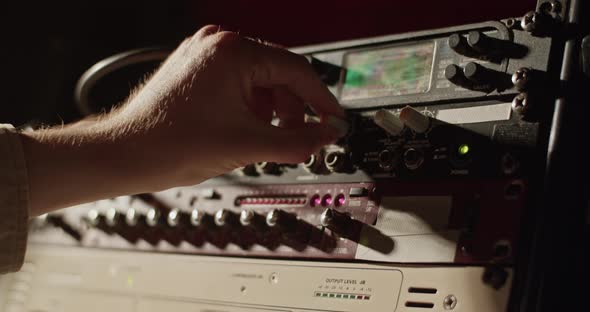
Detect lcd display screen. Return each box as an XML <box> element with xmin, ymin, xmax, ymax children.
<box><xmin>341</xmin><ymin>42</ymin><xmax>434</xmax><ymax>100</ymax></box>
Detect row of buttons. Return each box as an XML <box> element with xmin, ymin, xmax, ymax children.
<box><xmin>310</xmin><ymin>194</ymin><xmax>346</xmax><ymax>207</ymax></box>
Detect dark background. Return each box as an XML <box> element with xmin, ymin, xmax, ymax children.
<box><xmin>1</xmin><ymin>0</ymin><xmax>536</xmax><ymax>126</ymax></box>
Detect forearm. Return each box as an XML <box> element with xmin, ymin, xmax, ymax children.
<box><xmin>17</xmin><ymin>27</ymin><xmax>346</xmax><ymax>217</ymax></box>
<box><xmin>19</xmin><ymin>116</ymin><xmax>177</xmax><ymax>217</ymax></box>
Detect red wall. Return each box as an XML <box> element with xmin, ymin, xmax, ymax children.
<box><xmin>189</xmin><ymin>0</ymin><xmax>537</xmax><ymax>47</ymax></box>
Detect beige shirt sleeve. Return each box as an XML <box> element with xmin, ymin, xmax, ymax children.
<box><xmin>0</xmin><ymin>124</ymin><xmax>29</xmax><ymax>274</ymax></box>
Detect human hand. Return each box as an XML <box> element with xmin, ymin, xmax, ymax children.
<box><xmin>113</xmin><ymin>25</ymin><xmax>346</xmax><ymax>185</ymax></box>
<box><xmin>20</xmin><ymin>25</ymin><xmax>347</xmax><ymax>215</ymax></box>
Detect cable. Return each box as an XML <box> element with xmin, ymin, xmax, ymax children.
<box><xmin>74</xmin><ymin>47</ymin><xmax>170</xmax><ymax>116</ymax></box>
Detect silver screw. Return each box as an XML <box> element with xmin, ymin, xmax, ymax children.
<box><xmin>443</xmin><ymin>295</ymin><xmax>457</xmax><ymax>310</ymax></box>
<box><xmin>511</xmin><ymin>93</ymin><xmax>528</xmax><ymax>115</ymax></box>
<box><xmin>521</xmin><ymin>11</ymin><xmax>538</xmax><ymax>32</ymax></box>
<box><xmin>512</xmin><ymin>67</ymin><xmax>531</xmax><ymax>90</ymax></box>
<box><xmin>549</xmin><ymin>0</ymin><xmax>561</xmax><ymax>14</ymax></box>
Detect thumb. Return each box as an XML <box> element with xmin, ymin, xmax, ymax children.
<box><xmin>252</xmin><ymin>122</ymin><xmax>343</xmax><ymax>165</ymax></box>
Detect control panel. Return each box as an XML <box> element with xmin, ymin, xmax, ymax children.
<box><xmin>29</xmin><ymin>17</ymin><xmax>551</xmax><ymax>269</ymax></box>
<box><xmin>32</xmin><ymin>179</ymin><xmax>524</xmax><ymax>264</ymax></box>
<box><xmin>1</xmin><ymin>246</ymin><xmax>513</xmax><ymax>312</ymax></box>
<box><xmin>0</xmin><ymin>0</ymin><xmax>579</xmax><ymax>309</ymax></box>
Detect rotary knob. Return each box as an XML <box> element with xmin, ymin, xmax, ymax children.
<box><xmin>324</xmin><ymin>151</ymin><xmax>352</xmax><ymax>173</ymax></box>
<box><xmin>464</xmin><ymin>62</ymin><xmax>494</xmax><ymax>83</ymax></box>
<box><xmin>320</xmin><ymin>208</ymin><xmax>353</xmax><ymax>235</ymax></box>
<box><xmin>240</xmin><ymin>209</ymin><xmax>255</xmax><ymax>226</ymax></box>
<box><xmin>464</xmin><ymin>62</ymin><xmax>510</xmax><ymax>91</ymax></box>
<box><xmin>214</xmin><ymin>209</ymin><xmax>238</xmax><ymax>227</ymax></box>
<box><xmin>125</xmin><ymin>208</ymin><xmax>140</xmax><ymax>226</ymax></box>
<box><xmin>46</xmin><ymin>214</ymin><xmax>82</xmax><ymax>241</ymax></box>
<box><xmin>190</xmin><ymin>209</ymin><xmax>204</xmax><ymax>226</ymax></box>
<box><xmin>168</xmin><ymin>209</ymin><xmax>180</xmax><ymax>227</ymax></box>
<box><xmin>105</xmin><ymin>208</ymin><xmax>123</xmax><ymax>227</ymax></box>
<box><xmin>167</xmin><ymin>209</ymin><xmax>190</xmax><ymax>227</ymax></box>
<box><xmin>190</xmin><ymin>209</ymin><xmax>215</xmax><ymax>227</ymax></box>
<box><xmin>255</xmin><ymin>162</ymin><xmax>281</xmax><ymax>175</ymax></box>
<box><xmin>467</xmin><ymin>31</ymin><xmax>495</xmax><ymax>53</ymax></box>
<box><xmin>374</xmin><ymin>109</ymin><xmax>404</xmax><ymax>136</ymax></box>
<box><xmin>146</xmin><ymin>208</ymin><xmax>162</xmax><ymax>227</ymax></box>
<box><xmin>445</xmin><ymin>64</ymin><xmax>472</xmax><ymax>88</ymax></box>
<box><xmin>86</xmin><ymin>209</ymin><xmax>101</xmax><ymax>227</ymax></box>
<box><xmin>266</xmin><ymin>209</ymin><xmax>298</xmax><ymax>232</ymax></box>
<box><xmin>240</xmin><ymin>209</ymin><xmax>268</xmax><ymax>230</ymax></box>
<box><xmin>399</xmin><ymin>106</ymin><xmax>431</xmax><ymax>133</ymax></box>
<box><xmin>241</xmin><ymin>164</ymin><xmax>259</xmax><ymax>176</ymax></box>
<box><xmin>448</xmin><ymin>33</ymin><xmax>473</xmax><ymax>56</ymax></box>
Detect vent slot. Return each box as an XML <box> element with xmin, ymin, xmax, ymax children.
<box><xmin>405</xmin><ymin>301</ymin><xmax>435</xmax><ymax>309</ymax></box>
<box><xmin>408</xmin><ymin>287</ymin><xmax>437</xmax><ymax>294</ymax></box>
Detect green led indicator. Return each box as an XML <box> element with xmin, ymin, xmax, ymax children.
<box><xmin>458</xmin><ymin>144</ymin><xmax>470</xmax><ymax>156</ymax></box>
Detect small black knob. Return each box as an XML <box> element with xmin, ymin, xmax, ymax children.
<box><xmin>145</xmin><ymin>208</ymin><xmax>165</xmax><ymax>227</ymax></box>
<box><xmin>266</xmin><ymin>209</ymin><xmax>298</xmax><ymax>232</ymax></box>
<box><xmin>255</xmin><ymin>162</ymin><xmax>281</xmax><ymax>175</ymax></box>
<box><xmin>167</xmin><ymin>209</ymin><xmax>191</xmax><ymax>228</ymax></box>
<box><xmin>47</xmin><ymin>214</ymin><xmax>82</xmax><ymax>241</ymax></box>
<box><xmin>320</xmin><ymin>208</ymin><xmax>353</xmax><ymax>235</ymax></box>
<box><xmin>445</xmin><ymin>64</ymin><xmax>472</xmax><ymax>87</ymax></box>
<box><xmin>464</xmin><ymin>62</ymin><xmax>493</xmax><ymax>83</ymax></box>
<box><xmin>106</xmin><ymin>208</ymin><xmax>124</xmax><ymax>227</ymax></box>
<box><xmin>190</xmin><ymin>209</ymin><xmax>215</xmax><ymax>227</ymax></box>
<box><xmin>303</xmin><ymin>154</ymin><xmax>324</xmax><ymax>173</ymax></box>
<box><xmin>465</xmin><ymin>62</ymin><xmax>513</xmax><ymax>91</ymax></box>
<box><xmin>241</xmin><ymin>164</ymin><xmax>259</xmax><ymax>176</ymax></box>
<box><xmin>448</xmin><ymin>33</ymin><xmax>471</xmax><ymax>55</ymax></box>
<box><xmin>467</xmin><ymin>30</ymin><xmax>518</xmax><ymax>59</ymax></box>
<box><xmin>467</xmin><ymin>31</ymin><xmax>495</xmax><ymax>52</ymax></box>
<box><xmin>240</xmin><ymin>209</ymin><xmax>267</xmax><ymax>229</ymax></box>
<box><xmin>324</xmin><ymin>151</ymin><xmax>351</xmax><ymax>173</ymax></box>
<box><xmin>214</xmin><ymin>209</ymin><xmax>239</xmax><ymax>227</ymax></box>
<box><xmin>125</xmin><ymin>209</ymin><xmax>140</xmax><ymax>226</ymax></box>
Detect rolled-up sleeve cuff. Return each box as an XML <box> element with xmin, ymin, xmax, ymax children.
<box><xmin>0</xmin><ymin>124</ymin><xmax>29</xmax><ymax>273</ymax></box>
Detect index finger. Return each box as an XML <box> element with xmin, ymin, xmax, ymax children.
<box><xmin>242</xmin><ymin>40</ymin><xmax>346</xmax><ymax>119</ymax></box>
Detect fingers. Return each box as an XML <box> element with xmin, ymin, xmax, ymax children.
<box><xmin>273</xmin><ymin>87</ymin><xmax>305</xmax><ymax>128</ymax></box>
<box><xmin>247</xmin><ymin>87</ymin><xmax>275</xmax><ymax>124</ymax></box>
<box><xmin>243</xmin><ymin>41</ymin><xmax>345</xmax><ymax>120</ymax></box>
<box><xmin>248</xmin><ymin>122</ymin><xmax>341</xmax><ymax>164</ymax></box>
<box><xmin>194</xmin><ymin>25</ymin><xmax>224</xmax><ymax>40</ymax></box>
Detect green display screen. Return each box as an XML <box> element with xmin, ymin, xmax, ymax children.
<box><xmin>341</xmin><ymin>42</ymin><xmax>434</xmax><ymax>100</ymax></box>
